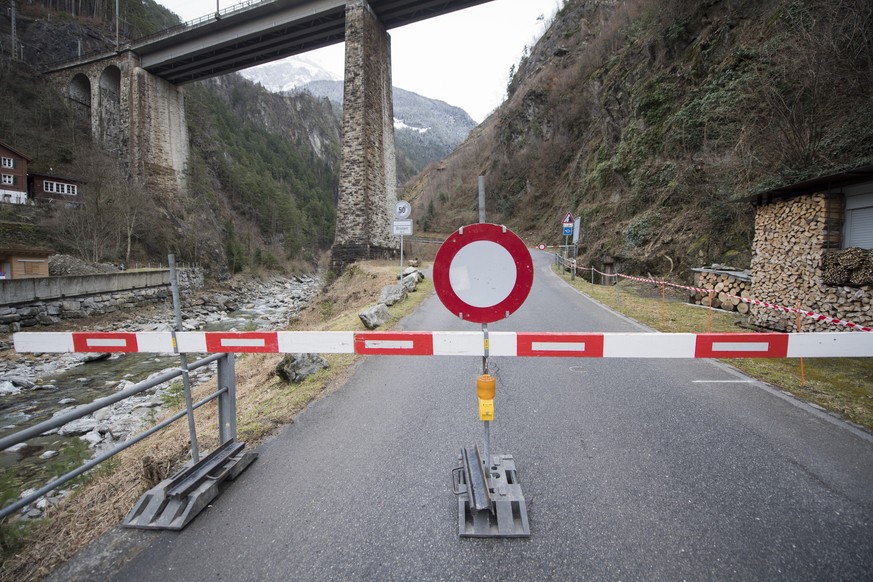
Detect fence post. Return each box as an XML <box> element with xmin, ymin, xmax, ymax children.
<box><xmin>217</xmin><ymin>353</ymin><xmax>237</xmax><ymax>443</ymax></box>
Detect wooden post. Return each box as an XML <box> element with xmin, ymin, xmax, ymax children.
<box><xmin>661</xmin><ymin>281</ymin><xmax>666</xmax><ymax>327</ymax></box>
<box><xmin>796</xmin><ymin>302</ymin><xmax>805</xmax><ymax>387</ymax></box>
<box><xmin>707</xmin><ymin>290</ymin><xmax>713</xmax><ymax>333</ymax></box>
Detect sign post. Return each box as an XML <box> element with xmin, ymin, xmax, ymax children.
<box><xmin>561</xmin><ymin>212</ymin><xmax>574</xmax><ymax>277</ymax></box>
<box><xmin>393</xmin><ymin>201</ymin><xmax>412</xmax><ymax>281</ymax></box>
<box><xmin>434</xmin><ymin>194</ymin><xmax>534</xmax><ymax>536</ymax></box>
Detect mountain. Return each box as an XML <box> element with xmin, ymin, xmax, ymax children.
<box><xmin>404</xmin><ymin>0</ymin><xmax>873</xmax><ymax>274</ymax></box>
<box><xmin>240</xmin><ymin>56</ymin><xmax>339</xmax><ymax>94</ymax></box>
<box><xmin>0</xmin><ymin>0</ymin><xmax>342</xmax><ymax>276</ymax></box>
<box><xmin>295</xmin><ymin>80</ymin><xmax>477</xmax><ymax>184</ymax></box>
<box><xmin>242</xmin><ymin>55</ymin><xmax>478</xmax><ymax>185</ymax></box>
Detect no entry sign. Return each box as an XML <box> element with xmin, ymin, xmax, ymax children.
<box><xmin>433</xmin><ymin>223</ymin><xmax>534</xmax><ymax>323</ymax></box>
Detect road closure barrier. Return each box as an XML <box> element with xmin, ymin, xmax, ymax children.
<box><xmin>13</xmin><ymin>330</ymin><xmax>873</xmax><ymax>358</ymax></box>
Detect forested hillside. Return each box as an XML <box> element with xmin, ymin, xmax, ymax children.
<box><xmin>406</xmin><ymin>0</ymin><xmax>873</xmax><ymax>276</ymax></box>
<box><xmin>0</xmin><ymin>0</ymin><xmax>341</xmax><ymax>275</ymax></box>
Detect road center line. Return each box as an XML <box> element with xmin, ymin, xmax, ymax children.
<box><xmin>692</xmin><ymin>380</ymin><xmax>756</xmax><ymax>383</ymax></box>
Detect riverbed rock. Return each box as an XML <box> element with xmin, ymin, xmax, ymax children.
<box><xmin>276</xmin><ymin>353</ymin><xmax>329</xmax><ymax>384</ymax></box>
<box><xmin>0</xmin><ymin>381</ymin><xmax>20</xmax><ymax>395</ymax></box>
<box><xmin>359</xmin><ymin>304</ymin><xmax>391</xmax><ymax>330</ymax></box>
<box><xmin>58</xmin><ymin>417</ymin><xmax>98</xmax><ymax>436</ymax></box>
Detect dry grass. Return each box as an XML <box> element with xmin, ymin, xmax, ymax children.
<box><xmin>554</xmin><ymin>265</ymin><xmax>873</xmax><ymax>431</ymax></box>
<box><xmin>0</xmin><ymin>261</ymin><xmax>432</xmax><ymax>582</ymax></box>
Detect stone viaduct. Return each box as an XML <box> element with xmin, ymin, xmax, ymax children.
<box><xmin>43</xmin><ymin>0</ymin><xmax>495</xmax><ymax>267</ymax></box>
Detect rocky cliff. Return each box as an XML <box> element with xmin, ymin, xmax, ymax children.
<box><xmin>405</xmin><ymin>0</ymin><xmax>873</xmax><ymax>277</ymax></box>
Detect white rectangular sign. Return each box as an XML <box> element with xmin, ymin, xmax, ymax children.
<box><xmin>393</xmin><ymin>219</ymin><xmax>413</xmax><ymax>236</ymax></box>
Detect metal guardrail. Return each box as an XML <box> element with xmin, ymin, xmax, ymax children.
<box><xmin>0</xmin><ymin>352</ymin><xmax>236</xmax><ymax>520</ymax></box>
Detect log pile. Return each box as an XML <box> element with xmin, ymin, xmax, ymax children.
<box><xmin>749</xmin><ymin>193</ymin><xmax>873</xmax><ymax>332</ymax></box>
<box><xmin>822</xmin><ymin>248</ymin><xmax>873</xmax><ymax>286</ymax></box>
<box><xmin>690</xmin><ymin>270</ymin><xmax>752</xmax><ymax>314</ymax></box>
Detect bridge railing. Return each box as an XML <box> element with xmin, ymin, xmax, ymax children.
<box><xmin>43</xmin><ymin>0</ymin><xmax>271</xmax><ymax>70</ymax></box>
<box><xmin>0</xmin><ymin>352</ymin><xmax>235</xmax><ymax>520</ymax></box>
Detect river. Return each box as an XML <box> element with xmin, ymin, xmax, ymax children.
<box><xmin>0</xmin><ymin>274</ymin><xmax>320</xmax><ymax>515</ymax></box>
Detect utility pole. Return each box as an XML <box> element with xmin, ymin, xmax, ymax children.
<box><xmin>10</xmin><ymin>1</ymin><xmax>17</xmax><ymax>60</ymax></box>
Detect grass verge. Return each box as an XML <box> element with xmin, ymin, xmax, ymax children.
<box><xmin>552</xmin><ymin>265</ymin><xmax>873</xmax><ymax>431</ymax></box>
<box><xmin>0</xmin><ymin>261</ymin><xmax>432</xmax><ymax>582</ymax></box>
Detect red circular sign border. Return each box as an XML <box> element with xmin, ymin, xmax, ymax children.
<box><xmin>433</xmin><ymin>223</ymin><xmax>534</xmax><ymax>324</ymax></box>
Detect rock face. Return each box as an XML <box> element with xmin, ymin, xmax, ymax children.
<box><xmin>276</xmin><ymin>353</ymin><xmax>329</xmax><ymax>384</ymax></box>
<box><xmin>359</xmin><ymin>303</ymin><xmax>391</xmax><ymax>330</ymax></box>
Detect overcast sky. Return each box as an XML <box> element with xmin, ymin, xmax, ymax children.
<box><xmin>154</xmin><ymin>0</ymin><xmax>561</xmax><ymax>122</ymax></box>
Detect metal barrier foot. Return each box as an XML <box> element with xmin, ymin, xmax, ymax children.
<box><xmin>123</xmin><ymin>440</ymin><xmax>257</xmax><ymax>530</ymax></box>
<box><xmin>453</xmin><ymin>449</ymin><xmax>530</xmax><ymax>538</ymax></box>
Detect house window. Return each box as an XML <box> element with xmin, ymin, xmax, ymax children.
<box><xmin>43</xmin><ymin>180</ymin><xmax>77</xmax><ymax>195</ymax></box>
<box><xmin>843</xmin><ymin>183</ymin><xmax>873</xmax><ymax>250</ymax></box>
<box><xmin>1</xmin><ymin>174</ymin><xmax>13</xmax><ymax>185</ymax></box>
<box><xmin>1</xmin><ymin>157</ymin><xmax>14</xmax><ymax>169</ymax></box>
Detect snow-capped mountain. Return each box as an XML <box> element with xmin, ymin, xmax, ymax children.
<box><xmin>240</xmin><ymin>55</ymin><xmax>338</xmax><ymax>93</ymax></box>
<box><xmin>239</xmin><ymin>56</ymin><xmax>477</xmax><ymax>184</ymax></box>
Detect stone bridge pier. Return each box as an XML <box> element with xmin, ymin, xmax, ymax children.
<box><xmin>331</xmin><ymin>0</ymin><xmax>399</xmax><ymax>269</ymax></box>
<box><xmin>47</xmin><ymin>52</ymin><xmax>188</xmax><ymax>194</ymax></box>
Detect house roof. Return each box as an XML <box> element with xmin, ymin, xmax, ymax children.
<box><xmin>746</xmin><ymin>165</ymin><xmax>873</xmax><ymax>205</ymax></box>
<box><xmin>0</xmin><ymin>140</ymin><xmax>33</xmax><ymax>162</ymax></box>
<box><xmin>29</xmin><ymin>171</ymin><xmax>84</xmax><ymax>184</ymax></box>
<box><xmin>0</xmin><ymin>245</ymin><xmax>54</xmax><ymax>256</ymax></box>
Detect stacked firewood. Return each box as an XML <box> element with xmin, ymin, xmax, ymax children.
<box><xmin>822</xmin><ymin>248</ymin><xmax>873</xmax><ymax>286</ymax></box>
<box><xmin>690</xmin><ymin>271</ymin><xmax>752</xmax><ymax>314</ymax></box>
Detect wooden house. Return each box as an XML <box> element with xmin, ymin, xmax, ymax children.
<box><xmin>748</xmin><ymin>167</ymin><xmax>873</xmax><ymax>332</ymax></box>
<box><xmin>28</xmin><ymin>172</ymin><xmax>83</xmax><ymax>206</ymax></box>
<box><xmin>0</xmin><ymin>140</ymin><xmax>31</xmax><ymax>205</ymax></box>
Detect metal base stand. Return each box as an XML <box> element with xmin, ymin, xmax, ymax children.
<box><xmin>452</xmin><ymin>447</ymin><xmax>530</xmax><ymax>537</ymax></box>
<box><xmin>123</xmin><ymin>440</ymin><xmax>256</xmax><ymax>530</ymax></box>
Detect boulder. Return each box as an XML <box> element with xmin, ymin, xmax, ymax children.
<box><xmin>359</xmin><ymin>304</ymin><xmax>391</xmax><ymax>330</ymax></box>
<box><xmin>276</xmin><ymin>353</ymin><xmax>329</xmax><ymax>384</ymax></box>
<box><xmin>401</xmin><ymin>274</ymin><xmax>418</xmax><ymax>292</ymax></box>
<box><xmin>379</xmin><ymin>284</ymin><xmax>408</xmax><ymax>306</ymax></box>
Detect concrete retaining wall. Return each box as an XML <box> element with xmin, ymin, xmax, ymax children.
<box><xmin>0</xmin><ymin>269</ymin><xmax>203</xmax><ymax>332</ymax></box>
<box><xmin>1</xmin><ymin>271</ymin><xmax>171</xmax><ymax>305</ymax></box>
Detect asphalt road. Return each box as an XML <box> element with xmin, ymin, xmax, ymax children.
<box><xmin>67</xmin><ymin>251</ymin><xmax>873</xmax><ymax>580</ymax></box>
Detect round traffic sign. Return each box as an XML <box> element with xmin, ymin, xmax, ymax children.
<box><xmin>537</xmin><ymin>243</ymin><xmax>546</xmax><ymax>250</ymax></box>
<box><xmin>433</xmin><ymin>223</ymin><xmax>534</xmax><ymax>323</ymax></box>
<box><xmin>395</xmin><ymin>200</ymin><xmax>412</xmax><ymax>219</ymax></box>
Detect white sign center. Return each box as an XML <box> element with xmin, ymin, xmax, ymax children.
<box><xmin>449</xmin><ymin>240</ymin><xmax>517</xmax><ymax>308</ymax></box>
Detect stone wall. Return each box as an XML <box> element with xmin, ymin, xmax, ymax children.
<box><xmin>0</xmin><ymin>268</ymin><xmax>202</xmax><ymax>333</ymax></box>
<box><xmin>749</xmin><ymin>193</ymin><xmax>873</xmax><ymax>331</ymax></box>
<box><xmin>332</xmin><ymin>0</ymin><xmax>398</xmax><ymax>268</ymax></box>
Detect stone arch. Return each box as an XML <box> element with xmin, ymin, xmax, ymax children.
<box><xmin>97</xmin><ymin>65</ymin><xmax>123</xmax><ymax>153</ymax></box>
<box><xmin>68</xmin><ymin>73</ymin><xmax>92</xmax><ymax>126</ymax></box>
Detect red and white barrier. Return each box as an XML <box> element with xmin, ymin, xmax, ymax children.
<box><xmin>13</xmin><ymin>331</ymin><xmax>873</xmax><ymax>358</ymax></box>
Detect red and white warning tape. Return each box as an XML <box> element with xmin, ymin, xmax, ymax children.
<box><xmin>12</xmin><ymin>331</ymin><xmax>873</xmax><ymax>358</ymax></box>
<box><xmin>559</xmin><ymin>258</ymin><xmax>873</xmax><ymax>333</ymax></box>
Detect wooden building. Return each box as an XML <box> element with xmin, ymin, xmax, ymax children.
<box><xmin>748</xmin><ymin>167</ymin><xmax>873</xmax><ymax>332</ymax></box>
<box><xmin>28</xmin><ymin>172</ymin><xmax>83</xmax><ymax>206</ymax></box>
<box><xmin>0</xmin><ymin>140</ymin><xmax>31</xmax><ymax>205</ymax></box>
<box><xmin>0</xmin><ymin>245</ymin><xmax>52</xmax><ymax>279</ymax></box>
